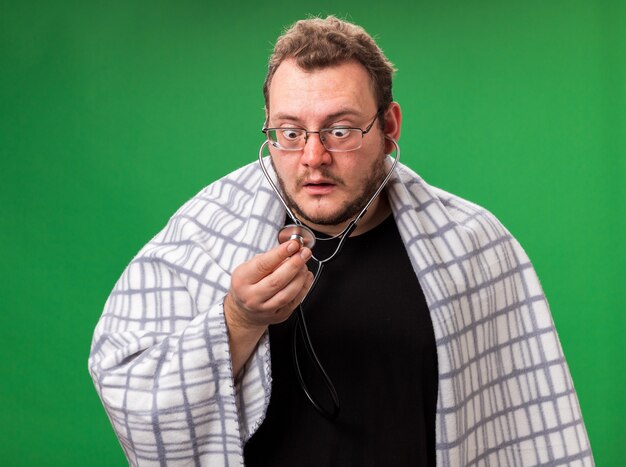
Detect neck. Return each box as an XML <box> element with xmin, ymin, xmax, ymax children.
<box><xmin>301</xmin><ymin>193</ymin><xmax>391</xmax><ymax>237</ymax></box>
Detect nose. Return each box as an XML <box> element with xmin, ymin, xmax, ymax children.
<box><xmin>301</xmin><ymin>132</ymin><xmax>331</xmax><ymax>168</ymax></box>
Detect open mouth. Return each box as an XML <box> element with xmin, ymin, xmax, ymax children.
<box><xmin>303</xmin><ymin>182</ymin><xmax>335</xmax><ymax>195</ymax></box>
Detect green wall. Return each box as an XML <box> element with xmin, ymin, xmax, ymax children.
<box><xmin>1</xmin><ymin>1</ymin><xmax>623</xmax><ymax>465</ymax></box>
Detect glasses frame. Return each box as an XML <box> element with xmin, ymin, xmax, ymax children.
<box><xmin>262</xmin><ymin>113</ymin><xmax>380</xmax><ymax>153</ymax></box>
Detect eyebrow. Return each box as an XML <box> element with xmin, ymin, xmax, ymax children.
<box><xmin>271</xmin><ymin>109</ymin><xmax>364</xmax><ymax>126</ymax></box>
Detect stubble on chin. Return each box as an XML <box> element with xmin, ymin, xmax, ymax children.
<box><xmin>269</xmin><ymin>156</ymin><xmax>387</xmax><ymax>227</ymax></box>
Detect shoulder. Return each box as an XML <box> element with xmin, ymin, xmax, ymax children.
<box><xmin>392</xmin><ymin>162</ymin><xmax>515</xmax><ymax>247</ymax></box>
<box><xmin>431</xmin><ymin>184</ymin><xmax>513</xmax><ymax>241</ymax></box>
<box><xmin>174</xmin><ymin>161</ymin><xmax>265</xmax><ymax>221</ymax></box>
<box><xmin>106</xmin><ymin>161</ymin><xmax>275</xmax><ymax>312</ymax></box>
<box><xmin>153</xmin><ymin>161</ymin><xmax>266</xmax><ymax>244</ymax></box>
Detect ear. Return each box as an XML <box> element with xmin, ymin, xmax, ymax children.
<box><xmin>382</xmin><ymin>102</ymin><xmax>402</xmax><ymax>154</ymax></box>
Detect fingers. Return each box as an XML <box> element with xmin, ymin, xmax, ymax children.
<box><xmin>247</xmin><ymin>240</ymin><xmax>306</xmax><ymax>283</ymax></box>
<box><xmin>253</xmin><ymin>247</ymin><xmax>312</xmax><ymax>304</ymax></box>
<box><xmin>261</xmin><ymin>264</ymin><xmax>313</xmax><ymax>313</ymax></box>
<box><xmin>226</xmin><ymin>240</ymin><xmax>314</xmax><ymax>329</ymax></box>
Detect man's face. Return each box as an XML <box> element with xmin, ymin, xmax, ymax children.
<box><xmin>267</xmin><ymin>59</ymin><xmax>390</xmax><ymax>230</ymax></box>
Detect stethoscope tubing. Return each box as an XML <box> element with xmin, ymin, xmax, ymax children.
<box><xmin>257</xmin><ymin>137</ymin><xmax>401</xmax><ymax>419</ymax></box>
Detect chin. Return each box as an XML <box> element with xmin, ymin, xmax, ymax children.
<box><xmin>303</xmin><ymin>213</ymin><xmax>341</xmax><ymax>226</ymax></box>
<box><xmin>298</xmin><ymin>203</ymin><xmax>359</xmax><ymax>227</ymax></box>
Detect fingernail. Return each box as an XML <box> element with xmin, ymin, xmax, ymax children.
<box><xmin>300</xmin><ymin>248</ymin><xmax>312</xmax><ymax>261</ymax></box>
<box><xmin>287</xmin><ymin>240</ymin><xmax>298</xmax><ymax>254</ymax></box>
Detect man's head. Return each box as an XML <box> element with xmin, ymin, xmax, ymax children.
<box><xmin>263</xmin><ymin>17</ymin><xmax>402</xmax><ymax>235</ymax></box>
<box><xmin>263</xmin><ymin>16</ymin><xmax>396</xmax><ymax>123</ymax></box>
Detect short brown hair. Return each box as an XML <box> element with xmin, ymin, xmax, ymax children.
<box><xmin>263</xmin><ymin>16</ymin><xmax>396</xmax><ymax>118</ymax></box>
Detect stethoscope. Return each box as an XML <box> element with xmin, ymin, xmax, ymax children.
<box><xmin>257</xmin><ymin>137</ymin><xmax>400</xmax><ymax>419</ymax></box>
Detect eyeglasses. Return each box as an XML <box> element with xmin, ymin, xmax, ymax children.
<box><xmin>262</xmin><ymin>113</ymin><xmax>379</xmax><ymax>153</ymax></box>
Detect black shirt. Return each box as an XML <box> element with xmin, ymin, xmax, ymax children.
<box><xmin>244</xmin><ymin>215</ymin><xmax>438</xmax><ymax>466</ymax></box>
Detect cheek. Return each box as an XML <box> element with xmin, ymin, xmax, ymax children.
<box><xmin>271</xmin><ymin>156</ymin><xmax>299</xmax><ymax>187</ymax></box>
<box><xmin>342</xmin><ymin>152</ymin><xmax>381</xmax><ymax>179</ymax></box>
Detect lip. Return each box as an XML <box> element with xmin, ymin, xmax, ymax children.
<box><xmin>302</xmin><ymin>180</ymin><xmax>336</xmax><ymax>196</ymax></box>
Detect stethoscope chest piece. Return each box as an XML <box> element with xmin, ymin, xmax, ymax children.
<box><xmin>278</xmin><ymin>224</ymin><xmax>317</xmax><ymax>249</ymax></box>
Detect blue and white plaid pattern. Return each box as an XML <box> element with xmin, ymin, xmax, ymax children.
<box><xmin>89</xmin><ymin>160</ymin><xmax>593</xmax><ymax>466</ymax></box>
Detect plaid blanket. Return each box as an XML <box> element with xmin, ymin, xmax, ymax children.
<box><xmin>89</xmin><ymin>160</ymin><xmax>593</xmax><ymax>466</ymax></box>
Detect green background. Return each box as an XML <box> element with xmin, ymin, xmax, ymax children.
<box><xmin>1</xmin><ymin>0</ymin><xmax>623</xmax><ymax>465</ymax></box>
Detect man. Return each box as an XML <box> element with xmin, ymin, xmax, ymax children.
<box><xmin>89</xmin><ymin>16</ymin><xmax>593</xmax><ymax>466</ymax></box>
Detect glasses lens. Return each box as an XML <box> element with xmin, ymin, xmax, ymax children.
<box><xmin>267</xmin><ymin>129</ymin><xmax>304</xmax><ymax>150</ymax></box>
<box><xmin>266</xmin><ymin>127</ymin><xmax>364</xmax><ymax>152</ymax></box>
<box><xmin>321</xmin><ymin>128</ymin><xmax>362</xmax><ymax>152</ymax></box>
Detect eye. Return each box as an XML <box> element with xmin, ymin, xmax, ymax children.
<box><xmin>281</xmin><ymin>129</ymin><xmax>302</xmax><ymax>141</ymax></box>
<box><xmin>328</xmin><ymin>128</ymin><xmax>352</xmax><ymax>139</ymax></box>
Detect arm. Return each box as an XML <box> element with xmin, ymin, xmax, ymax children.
<box><xmin>89</xmin><ymin>250</ymin><xmax>240</xmax><ymax>466</ymax></box>
<box><xmin>225</xmin><ymin>239</ymin><xmax>313</xmax><ymax>379</ymax></box>
<box><xmin>88</xmin><ymin>237</ymin><xmax>312</xmax><ymax>466</ymax></box>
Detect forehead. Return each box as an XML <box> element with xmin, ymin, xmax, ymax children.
<box><xmin>268</xmin><ymin>59</ymin><xmax>377</xmax><ymax>123</ymax></box>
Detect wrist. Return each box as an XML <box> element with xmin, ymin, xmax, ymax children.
<box><xmin>224</xmin><ymin>293</ymin><xmax>267</xmax><ymax>379</ymax></box>
<box><xmin>224</xmin><ymin>293</ymin><xmax>266</xmax><ymax>338</ymax></box>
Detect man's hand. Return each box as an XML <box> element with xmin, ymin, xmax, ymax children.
<box><xmin>224</xmin><ymin>239</ymin><xmax>314</xmax><ymax>378</ymax></box>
